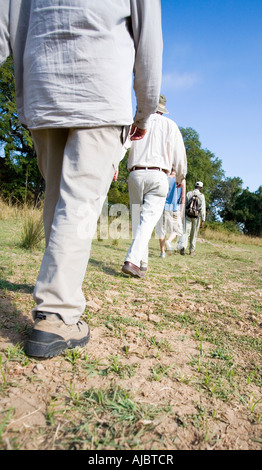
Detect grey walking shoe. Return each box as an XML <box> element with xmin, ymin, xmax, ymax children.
<box><xmin>25</xmin><ymin>312</ymin><xmax>90</xmax><ymax>358</ymax></box>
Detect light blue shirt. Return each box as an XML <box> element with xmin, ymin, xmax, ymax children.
<box><xmin>164</xmin><ymin>177</ymin><xmax>182</xmax><ymax>211</ymax></box>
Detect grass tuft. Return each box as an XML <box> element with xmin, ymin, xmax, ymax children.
<box><xmin>20</xmin><ymin>209</ymin><xmax>44</xmax><ymax>250</ymax></box>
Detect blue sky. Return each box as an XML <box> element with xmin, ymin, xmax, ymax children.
<box><xmin>160</xmin><ymin>0</ymin><xmax>262</xmax><ymax>192</ymax></box>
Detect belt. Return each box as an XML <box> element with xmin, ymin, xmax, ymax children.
<box><xmin>130</xmin><ymin>166</ymin><xmax>168</xmax><ymax>174</ymax></box>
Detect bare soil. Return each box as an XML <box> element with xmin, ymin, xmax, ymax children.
<box><xmin>0</xmin><ymin>236</ymin><xmax>261</xmax><ymax>450</ymax></box>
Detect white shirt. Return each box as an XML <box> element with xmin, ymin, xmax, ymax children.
<box><xmin>0</xmin><ymin>0</ymin><xmax>162</xmax><ymax>130</ymax></box>
<box><xmin>127</xmin><ymin>113</ymin><xmax>187</xmax><ymax>183</ymax></box>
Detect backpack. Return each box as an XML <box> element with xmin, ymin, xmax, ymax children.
<box><xmin>186</xmin><ymin>194</ymin><xmax>201</xmax><ymax>218</ymax></box>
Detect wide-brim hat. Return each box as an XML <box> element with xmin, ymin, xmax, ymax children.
<box><xmin>157</xmin><ymin>94</ymin><xmax>169</xmax><ymax>114</ymax></box>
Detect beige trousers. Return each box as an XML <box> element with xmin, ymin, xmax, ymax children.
<box><xmin>178</xmin><ymin>216</ymin><xmax>201</xmax><ymax>253</ymax></box>
<box><xmin>31</xmin><ymin>126</ymin><xmax>127</xmax><ymax>324</ymax></box>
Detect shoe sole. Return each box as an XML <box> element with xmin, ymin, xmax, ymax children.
<box><xmin>122</xmin><ymin>265</ymin><xmax>145</xmax><ymax>278</ymax></box>
<box><xmin>25</xmin><ymin>327</ymin><xmax>90</xmax><ymax>358</ymax></box>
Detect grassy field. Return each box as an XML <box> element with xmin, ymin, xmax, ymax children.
<box><xmin>0</xmin><ymin>208</ymin><xmax>261</xmax><ymax>450</ymax></box>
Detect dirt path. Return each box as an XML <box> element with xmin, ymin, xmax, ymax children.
<box><xmin>0</xmin><ymin>238</ymin><xmax>261</xmax><ymax>450</ymax></box>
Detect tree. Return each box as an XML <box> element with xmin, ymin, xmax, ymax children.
<box><xmin>1</xmin><ymin>58</ymin><xmax>259</xmax><ymax>237</ymax></box>
<box><xmin>107</xmin><ymin>151</ymin><xmax>130</xmax><ymax>206</ymax></box>
<box><xmin>210</xmin><ymin>177</ymin><xmax>262</xmax><ymax>236</ymax></box>
<box><xmin>210</xmin><ymin>176</ymin><xmax>243</xmax><ymax>221</ymax></box>
<box><xmin>228</xmin><ymin>186</ymin><xmax>262</xmax><ymax>237</ymax></box>
<box><xmin>0</xmin><ymin>56</ymin><xmax>44</xmax><ymax>203</ymax></box>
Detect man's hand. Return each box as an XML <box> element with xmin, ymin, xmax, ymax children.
<box><xmin>130</xmin><ymin>124</ymin><xmax>147</xmax><ymax>141</ymax></box>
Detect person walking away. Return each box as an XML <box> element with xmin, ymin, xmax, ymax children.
<box><xmin>122</xmin><ymin>95</ymin><xmax>187</xmax><ymax>278</ymax></box>
<box><xmin>178</xmin><ymin>181</ymin><xmax>206</xmax><ymax>255</ymax></box>
<box><xmin>155</xmin><ymin>172</ymin><xmax>186</xmax><ymax>257</ymax></box>
<box><xmin>0</xmin><ymin>0</ymin><xmax>163</xmax><ymax>357</ymax></box>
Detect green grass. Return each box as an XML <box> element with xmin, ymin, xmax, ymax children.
<box><xmin>0</xmin><ymin>207</ymin><xmax>262</xmax><ymax>450</ymax></box>
<box><xmin>50</xmin><ymin>385</ymin><xmax>172</xmax><ymax>450</ymax></box>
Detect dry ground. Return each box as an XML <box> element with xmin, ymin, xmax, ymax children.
<box><xmin>0</xmin><ymin>223</ymin><xmax>261</xmax><ymax>450</ymax></box>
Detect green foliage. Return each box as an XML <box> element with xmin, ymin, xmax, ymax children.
<box><xmin>231</xmin><ymin>186</ymin><xmax>262</xmax><ymax>237</ymax></box>
<box><xmin>179</xmin><ymin>127</ymin><xmax>224</xmax><ymax>211</ymax></box>
<box><xmin>212</xmin><ymin>178</ymin><xmax>262</xmax><ymax>236</ymax></box>
<box><xmin>0</xmin><ymin>58</ymin><xmax>260</xmax><ymax>236</ymax></box>
<box><xmin>0</xmin><ymin>56</ymin><xmax>44</xmax><ymax>203</ymax></box>
<box><xmin>213</xmin><ymin>177</ymin><xmax>243</xmax><ymax>219</ymax></box>
<box><xmin>206</xmin><ymin>220</ymin><xmax>241</xmax><ymax>234</ymax></box>
<box><xmin>107</xmin><ymin>151</ymin><xmax>130</xmax><ymax>206</ymax></box>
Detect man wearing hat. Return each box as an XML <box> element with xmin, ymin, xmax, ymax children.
<box><xmin>178</xmin><ymin>181</ymin><xmax>206</xmax><ymax>256</ymax></box>
<box><xmin>122</xmin><ymin>94</ymin><xmax>187</xmax><ymax>278</ymax></box>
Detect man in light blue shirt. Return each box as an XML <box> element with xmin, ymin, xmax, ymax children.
<box><xmin>155</xmin><ymin>171</ymin><xmax>186</xmax><ymax>257</ymax></box>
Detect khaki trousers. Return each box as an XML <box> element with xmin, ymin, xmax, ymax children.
<box><xmin>31</xmin><ymin>126</ymin><xmax>127</xmax><ymax>324</ymax></box>
<box><xmin>178</xmin><ymin>216</ymin><xmax>201</xmax><ymax>253</ymax></box>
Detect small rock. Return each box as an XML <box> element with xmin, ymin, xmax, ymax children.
<box><xmin>148</xmin><ymin>313</ymin><xmax>162</xmax><ymax>323</ymax></box>
<box><xmin>86</xmin><ymin>300</ymin><xmax>102</xmax><ymax>311</ymax></box>
<box><xmin>33</xmin><ymin>363</ymin><xmax>44</xmax><ymax>373</ymax></box>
